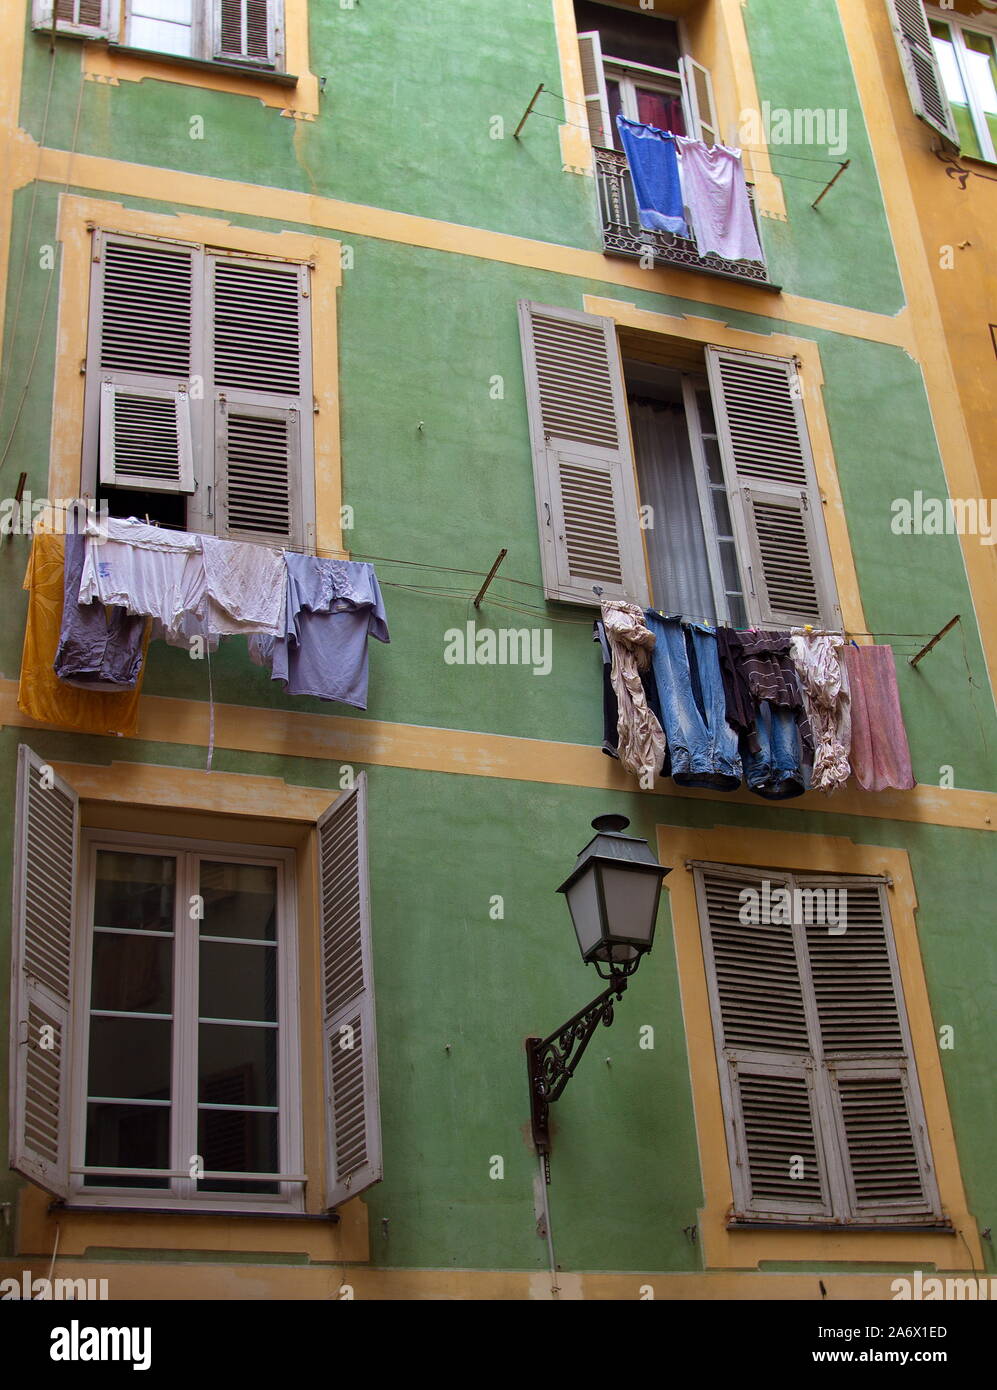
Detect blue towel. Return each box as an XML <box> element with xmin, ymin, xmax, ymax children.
<box><xmin>616</xmin><ymin>115</ymin><xmax>689</xmax><ymax>237</ymax></box>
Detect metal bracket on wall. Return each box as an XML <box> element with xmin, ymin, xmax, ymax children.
<box><xmin>909</xmin><ymin>615</ymin><xmax>960</xmax><ymax>668</ymax></box>
<box><xmin>811</xmin><ymin>160</ymin><xmax>850</xmax><ymax>210</ymax></box>
<box><xmin>514</xmin><ymin>84</ymin><xmax>546</xmax><ymax>140</ymax></box>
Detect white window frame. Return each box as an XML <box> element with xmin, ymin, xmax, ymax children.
<box><xmin>624</xmin><ymin>362</ymin><xmax>748</xmax><ymax>624</ymax></box>
<box><xmin>604</xmin><ymin>56</ymin><xmax>687</xmax><ymax>146</ymax></box>
<box><xmin>927</xmin><ymin>5</ymin><xmax>997</xmax><ymax>163</ymax></box>
<box><xmin>68</xmin><ymin>829</ymin><xmax>303</xmax><ymax>1214</ymax></box>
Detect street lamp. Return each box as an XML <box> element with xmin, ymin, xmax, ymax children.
<box><xmin>526</xmin><ymin>814</ymin><xmax>671</xmax><ymax>1154</ymax></box>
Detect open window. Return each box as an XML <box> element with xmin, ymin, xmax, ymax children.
<box><xmin>924</xmin><ymin>4</ymin><xmax>997</xmax><ymax>161</ymax></box>
<box><xmin>886</xmin><ymin>0</ymin><xmax>961</xmax><ymax>146</ymax></box>
<box><xmin>33</xmin><ymin>0</ymin><xmax>286</xmax><ymax>72</ymax></box>
<box><xmin>518</xmin><ymin>300</ymin><xmax>840</xmax><ymax>627</ymax></box>
<box><xmin>9</xmin><ymin>748</ymin><xmax>381</xmax><ymax>1214</ymax></box>
<box><xmin>575</xmin><ymin>0</ymin><xmax>717</xmax><ymax>150</ymax></box>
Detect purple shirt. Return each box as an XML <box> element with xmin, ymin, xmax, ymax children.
<box><xmin>54</xmin><ymin>530</ymin><xmax>147</xmax><ymax>691</ymax></box>
<box><xmin>251</xmin><ymin>555</ymin><xmax>389</xmax><ymax>709</ymax></box>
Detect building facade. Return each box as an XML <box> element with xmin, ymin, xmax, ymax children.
<box><xmin>0</xmin><ymin>0</ymin><xmax>994</xmax><ymax>1299</ymax></box>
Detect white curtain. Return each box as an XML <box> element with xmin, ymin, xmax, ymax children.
<box><xmin>629</xmin><ymin>398</ymin><xmax>715</xmax><ymax>623</ymax></box>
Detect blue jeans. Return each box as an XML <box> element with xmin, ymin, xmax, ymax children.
<box><xmin>646</xmin><ymin>614</ymin><xmax>741</xmax><ymax>790</ymax></box>
<box><xmin>741</xmin><ymin>700</ymin><xmax>808</xmax><ymax>799</ymax></box>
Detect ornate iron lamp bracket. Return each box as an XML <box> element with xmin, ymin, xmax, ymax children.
<box><xmin>526</xmin><ymin>972</ymin><xmax>631</xmax><ymax>1154</ymax></box>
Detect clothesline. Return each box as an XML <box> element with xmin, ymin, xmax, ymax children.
<box><xmin>25</xmin><ymin>506</ymin><xmax>959</xmax><ymax>643</ymax></box>
<box><xmin>521</xmin><ymin>107</ymin><xmax>833</xmax><ymax>182</ymax></box>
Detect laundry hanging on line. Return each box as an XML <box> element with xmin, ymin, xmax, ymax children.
<box><xmin>615</xmin><ymin>115</ymin><xmax>764</xmax><ymax>264</ymax></box>
<box><xmin>594</xmin><ymin>613</ymin><xmax>916</xmax><ymax>799</ymax></box>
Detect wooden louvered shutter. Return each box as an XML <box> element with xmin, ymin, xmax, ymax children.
<box><xmin>799</xmin><ymin>878</ymin><xmax>941</xmax><ymax>1219</ymax></box>
<box><xmin>518</xmin><ymin>301</ymin><xmax>648</xmax><ymax>607</ymax></box>
<box><xmin>85</xmin><ymin>234</ymin><xmax>199</xmax><ymax>495</ymax></box>
<box><xmin>577</xmin><ymin>31</ymin><xmax>612</xmax><ymax>150</ymax></box>
<box><xmin>679</xmin><ymin>56</ymin><xmax>719</xmax><ymax>145</ymax></box>
<box><xmin>696</xmin><ymin>867</ymin><xmax>834</xmax><ymax>1220</ymax></box>
<box><xmin>209</xmin><ymin>254</ymin><xmax>311</xmax><ymax>549</ymax></box>
<box><xmin>706</xmin><ymin>347</ymin><xmax>839</xmax><ymax>628</ymax></box>
<box><xmin>214</xmin><ymin>0</ymin><xmax>277</xmax><ymax>67</ymax></box>
<box><xmin>34</xmin><ymin>1</ymin><xmax>108</xmax><ymax>35</ymax></box>
<box><xmin>317</xmin><ymin>774</ymin><xmax>382</xmax><ymax>1210</ymax></box>
<box><xmin>885</xmin><ymin>0</ymin><xmax>959</xmax><ymax>145</ymax></box>
<box><xmin>9</xmin><ymin>746</ymin><xmax>78</xmax><ymax>1199</ymax></box>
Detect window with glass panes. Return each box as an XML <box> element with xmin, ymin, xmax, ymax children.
<box><xmin>928</xmin><ymin>8</ymin><xmax>997</xmax><ymax>162</ymax></box>
<box><xmin>74</xmin><ymin>835</ymin><xmax>300</xmax><ymax>1209</ymax></box>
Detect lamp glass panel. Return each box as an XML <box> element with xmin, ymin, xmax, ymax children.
<box><xmin>597</xmin><ymin>865</ymin><xmax>661</xmax><ymax>946</ymax></box>
<box><xmin>564</xmin><ymin>867</ymin><xmax>605</xmax><ymax>959</ymax></box>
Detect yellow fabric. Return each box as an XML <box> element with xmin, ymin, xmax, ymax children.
<box><xmin>18</xmin><ymin>532</ymin><xmax>149</xmax><ymax>737</ymax></box>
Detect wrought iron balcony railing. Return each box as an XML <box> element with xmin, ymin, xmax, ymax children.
<box><xmin>594</xmin><ymin>146</ymin><xmax>776</xmax><ymax>288</ymax></box>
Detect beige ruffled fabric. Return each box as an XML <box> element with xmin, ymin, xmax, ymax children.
<box><xmin>790</xmin><ymin>630</ymin><xmax>851</xmax><ymax>792</ymax></box>
<box><xmin>601</xmin><ymin>600</ymin><xmax>666</xmax><ymax>782</ymax></box>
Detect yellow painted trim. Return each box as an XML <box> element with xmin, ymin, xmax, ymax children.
<box><xmin>549</xmin><ymin>0</ymin><xmax>786</xmax><ymax>219</ymax></box>
<box><xmin>4</xmin><ymin>684</ymin><xmax>996</xmax><ymax>832</ymax></box>
<box><xmin>7</xmin><ymin>137</ymin><xmax>920</xmax><ymax>351</ymax></box>
<box><xmin>837</xmin><ymin>0</ymin><xmax>997</xmax><ymax>707</ymax></box>
<box><xmin>79</xmin><ymin>0</ymin><xmax>319</xmax><ymax>118</ymax></box>
<box><xmin>551</xmin><ymin>0</ymin><xmax>597</xmax><ymax>177</ymax></box>
<box><xmin>658</xmin><ymin>823</ymin><xmax>983</xmax><ymax>1272</ymax></box>
<box><xmin>0</xmin><ymin>1258</ymin><xmax>984</xmax><ymax>1299</ymax></box>
<box><xmin>15</xmin><ymin>1184</ymin><xmax>370</xmax><ymax>1263</ymax></box>
<box><xmin>49</xmin><ymin>194</ymin><xmax>343</xmax><ymax>555</ymax></box>
<box><xmin>53</xmin><ymin>759</ymin><xmax>336</xmax><ymax>821</ymax></box>
<box><xmin>584</xmin><ymin>294</ymin><xmax>868</xmax><ymax>640</ymax></box>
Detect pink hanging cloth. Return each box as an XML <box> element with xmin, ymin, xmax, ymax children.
<box><xmin>675</xmin><ymin>137</ymin><xmax>764</xmax><ymax>263</ymax></box>
<box><xmin>844</xmin><ymin>645</ymin><xmax>916</xmax><ymax>791</ymax></box>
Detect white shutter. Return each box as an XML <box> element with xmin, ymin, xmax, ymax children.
<box><xmin>885</xmin><ymin>0</ymin><xmax>960</xmax><ymax>145</ymax></box>
<box><xmin>84</xmin><ymin>233</ymin><xmax>200</xmax><ymax>497</ymax></box>
<box><xmin>9</xmin><ymin>746</ymin><xmax>78</xmax><ymax>1199</ymax></box>
<box><xmin>799</xmin><ymin>879</ymin><xmax>941</xmax><ymax>1219</ymax></box>
<box><xmin>33</xmin><ymin>0</ymin><xmax>108</xmax><ymax>36</ymax></box>
<box><xmin>208</xmin><ymin>254</ymin><xmax>310</xmax><ymax>548</ymax></box>
<box><xmin>698</xmin><ymin>864</ymin><xmax>943</xmax><ymax>1225</ymax></box>
<box><xmin>214</xmin><ymin>0</ymin><xmax>277</xmax><ymax>66</ymax></box>
<box><xmin>99</xmin><ymin>381</ymin><xmax>194</xmax><ymax>492</ymax></box>
<box><xmin>679</xmin><ymin>56</ymin><xmax>719</xmax><ymax>145</ymax></box>
<box><xmin>518</xmin><ymin>301</ymin><xmax>648</xmax><ymax>607</ymax></box>
<box><xmin>577</xmin><ymin>31</ymin><xmax>613</xmax><ymax>150</ymax></box>
<box><xmin>695</xmin><ymin>866</ymin><xmax>834</xmax><ymax>1219</ymax></box>
<box><xmin>706</xmin><ymin>347</ymin><xmax>839</xmax><ymax>628</ymax></box>
<box><xmin>318</xmin><ymin>774</ymin><xmax>382</xmax><ymax>1210</ymax></box>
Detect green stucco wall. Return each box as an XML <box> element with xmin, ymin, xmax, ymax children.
<box><xmin>1</xmin><ymin>0</ymin><xmax>994</xmax><ymax>1281</ymax></box>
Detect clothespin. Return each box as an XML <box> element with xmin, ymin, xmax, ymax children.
<box><xmin>804</xmin><ymin>624</ymin><xmax>814</xmax><ymax>633</ymax></box>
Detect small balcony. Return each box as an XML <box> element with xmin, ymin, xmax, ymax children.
<box><xmin>594</xmin><ymin>146</ymin><xmax>777</xmax><ymax>289</ymax></box>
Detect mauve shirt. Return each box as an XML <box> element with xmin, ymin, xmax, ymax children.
<box><xmin>54</xmin><ymin>530</ymin><xmax>147</xmax><ymax>691</ymax></box>
<box><xmin>251</xmin><ymin>554</ymin><xmax>389</xmax><ymax>709</ymax></box>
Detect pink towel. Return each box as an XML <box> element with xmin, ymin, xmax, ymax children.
<box><xmin>844</xmin><ymin>645</ymin><xmax>915</xmax><ymax>791</ymax></box>
<box><xmin>675</xmin><ymin>138</ymin><xmax>764</xmax><ymax>263</ymax></box>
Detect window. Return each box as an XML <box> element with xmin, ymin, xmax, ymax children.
<box><xmin>574</xmin><ymin>0</ymin><xmax>717</xmax><ymax>150</ymax></box>
<box><xmin>927</xmin><ymin>7</ymin><xmax>997</xmax><ymax>161</ymax></box>
<box><xmin>693</xmin><ymin>862</ymin><xmax>942</xmax><ymax>1226</ymax></box>
<box><xmin>76</xmin><ymin>837</ymin><xmax>300</xmax><ymax>1208</ymax></box>
<box><xmin>82</xmin><ymin>230</ymin><xmax>314</xmax><ymax>548</ymax></box>
<box><xmin>34</xmin><ymin>0</ymin><xmax>285</xmax><ymax>71</ymax></box>
<box><xmin>517</xmin><ymin>301</ymin><xmax>840</xmax><ymax>627</ymax></box>
<box><xmin>10</xmin><ymin>747</ymin><xmax>381</xmax><ymax>1214</ymax></box>
<box><xmin>885</xmin><ymin>0</ymin><xmax>961</xmax><ymax>146</ymax></box>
